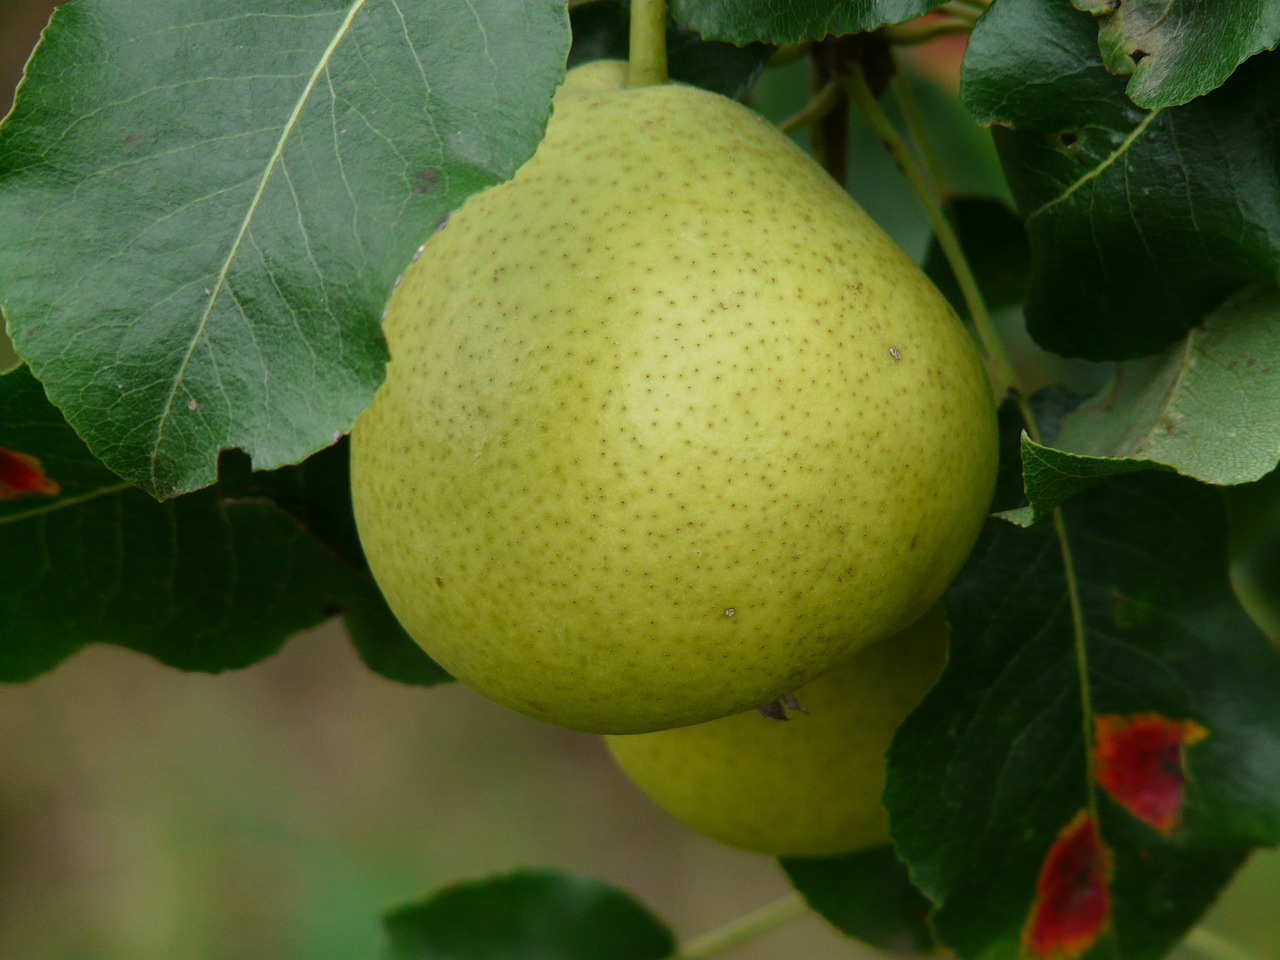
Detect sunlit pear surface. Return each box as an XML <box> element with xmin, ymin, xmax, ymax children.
<box><xmin>606</xmin><ymin>604</ymin><xmax>949</xmax><ymax>857</ymax></box>
<box><xmin>350</xmin><ymin>61</ymin><xmax>997</xmax><ymax>734</ymax></box>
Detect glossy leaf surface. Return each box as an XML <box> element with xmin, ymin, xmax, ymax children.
<box><xmin>1073</xmin><ymin>0</ymin><xmax>1280</xmax><ymax>108</ymax></box>
<box><xmin>962</xmin><ymin>0</ymin><xmax>1280</xmax><ymax>361</ymax></box>
<box><xmin>0</xmin><ymin>0</ymin><xmax>570</xmax><ymax>498</ymax></box>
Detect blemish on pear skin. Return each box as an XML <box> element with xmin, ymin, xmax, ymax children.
<box><xmin>755</xmin><ymin>692</ymin><xmax>807</xmax><ymax>720</ymax></box>
<box><xmin>889</xmin><ymin>346</ymin><xmax>901</xmax><ymax>361</ymax></box>
<box><xmin>0</xmin><ymin>447</ymin><xmax>61</xmax><ymax>500</ymax></box>
<box><xmin>1093</xmin><ymin>713</ymin><xmax>1207</xmax><ymax>834</ymax></box>
<box><xmin>1022</xmin><ymin>810</ymin><xmax>1111</xmax><ymax>959</ymax></box>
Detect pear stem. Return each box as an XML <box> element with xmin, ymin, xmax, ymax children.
<box><xmin>668</xmin><ymin>892</ymin><xmax>810</xmax><ymax>960</ymax></box>
<box><xmin>627</xmin><ymin>0</ymin><xmax>669</xmax><ymax>88</ymax></box>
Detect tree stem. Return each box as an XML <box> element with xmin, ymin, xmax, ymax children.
<box><xmin>627</xmin><ymin>0</ymin><xmax>668</xmax><ymax>88</ymax></box>
<box><xmin>669</xmin><ymin>892</ymin><xmax>810</xmax><ymax>960</ymax></box>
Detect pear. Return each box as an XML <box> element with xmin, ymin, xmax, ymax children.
<box><xmin>350</xmin><ymin>61</ymin><xmax>996</xmax><ymax>734</ymax></box>
<box><xmin>604</xmin><ymin>605</ymin><xmax>948</xmax><ymax>857</ymax></box>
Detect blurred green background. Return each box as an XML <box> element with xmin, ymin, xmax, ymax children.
<box><xmin>1</xmin><ymin>3</ymin><xmax>1276</xmax><ymax>958</ymax></box>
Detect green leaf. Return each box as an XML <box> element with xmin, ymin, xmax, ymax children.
<box><xmin>780</xmin><ymin>846</ymin><xmax>934</xmax><ymax>952</ymax></box>
<box><xmin>1073</xmin><ymin>0</ymin><xmax>1280</xmax><ymax>109</ymax></box>
<box><xmin>998</xmin><ymin>439</ymin><xmax>1171</xmax><ymax>528</ymax></box>
<box><xmin>961</xmin><ymin>0</ymin><xmax>1280</xmax><ymax>361</ymax></box>
<box><xmin>0</xmin><ymin>364</ymin><xmax>447</xmax><ymax>684</ymax></box>
<box><xmin>570</xmin><ymin>0</ymin><xmax>774</xmax><ymax>100</ymax></box>
<box><xmin>0</xmin><ymin>312</ymin><xmax>19</xmax><ymax>374</ymax></box>
<box><xmin>887</xmin><ymin>470</ymin><xmax>1280</xmax><ymax>959</ymax></box>
<box><xmin>0</xmin><ymin>0</ymin><xmax>570</xmax><ymax>499</ymax></box>
<box><xmin>923</xmin><ymin>196</ymin><xmax>1029</xmax><ymax>318</ymax></box>
<box><xmin>669</xmin><ymin>0</ymin><xmax>948</xmax><ymax>45</ymax></box>
<box><xmin>1004</xmin><ymin>284</ymin><xmax>1280</xmax><ymax>525</ymax></box>
<box><xmin>381</xmin><ymin>870</ymin><xmax>675</xmax><ymax>960</ymax></box>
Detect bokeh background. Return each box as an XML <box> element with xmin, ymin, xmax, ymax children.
<box><xmin>1</xmin><ymin>3</ymin><xmax>1276</xmax><ymax>958</ymax></box>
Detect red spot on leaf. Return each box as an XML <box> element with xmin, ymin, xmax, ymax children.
<box><xmin>0</xmin><ymin>447</ymin><xmax>60</xmax><ymax>500</ymax></box>
<box><xmin>1094</xmin><ymin>712</ymin><xmax>1207</xmax><ymax>834</ymax></box>
<box><xmin>1022</xmin><ymin>810</ymin><xmax>1111</xmax><ymax>959</ymax></box>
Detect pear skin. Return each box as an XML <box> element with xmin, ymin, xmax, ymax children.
<box><xmin>351</xmin><ymin>62</ymin><xmax>996</xmax><ymax>733</ymax></box>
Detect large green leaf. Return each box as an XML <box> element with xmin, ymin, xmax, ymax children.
<box><xmin>887</xmin><ymin>468</ymin><xmax>1280</xmax><ymax>958</ymax></box>
<box><xmin>0</xmin><ymin>0</ymin><xmax>570</xmax><ymax>499</ymax></box>
<box><xmin>1004</xmin><ymin>284</ymin><xmax>1280</xmax><ymax>526</ymax></box>
<box><xmin>669</xmin><ymin>0</ymin><xmax>948</xmax><ymax>45</ymax></box>
<box><xmin>962</xmin><ymin>0</ymin><xmax>1280</xmax><ymax>361</ymax></box>
<box><xmin>1073</xmin><ymin>0</ymin><xmax>1280</xmax><ymax>109</ymax></box>
<box><xmin>0</xmin><ymin>364</ymin><xmax>447</xmax><ymax>684</ymax></box>
<box><xmin>380</xmin><ymin>870</ymin><xmax>675</xmax><ymax>960</ymax></box>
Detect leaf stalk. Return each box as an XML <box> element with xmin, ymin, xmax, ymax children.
<box><xmin>842</xmin><ymin>64</ymin><xmax>1025</xmax><ymax>417</ymax></box>
<box><xmin>779</xmin><ymin>81</ymin><xmax>843</xmax><ymax>135</ymax></box>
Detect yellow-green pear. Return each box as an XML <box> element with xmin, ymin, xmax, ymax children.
<box><xmin>604</xmin><ymin>604</ymin><xmax>948</xmax><ymax>857</ymax></box>
<box><xmin>350</xmin><ymin>61</ymin><xmax>996</xmax><ymax>734</ymax></box>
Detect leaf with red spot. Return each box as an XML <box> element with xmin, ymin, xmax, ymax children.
<box><xmin>0</xmin><ymin>446</ymin><xmax>60</xmax><ymax>499</ymax></box>
<box><xmin>885</xmin><ymin>401</ymin><xmax>1280</xmax><ymax>960</ymax></box>
<box><xmin>1094</xmin><ymin>714</ymin><xmax>1208</xmax><ymax>835</ymax></box>
<box><xmin>1022</xmin><ymin>811</ymin><xmax>1111</xmax><ymax>959</ymax></box>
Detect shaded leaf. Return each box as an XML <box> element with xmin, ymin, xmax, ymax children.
<box><xmin>1227</xmin><ymin>468</ymin><xmax>1280</xmax><ymax>646</ymax></box>
<box><xmin>1073</xmin><ymin>0</ymin><xmax>1280</xmax><ymax>108</ymax></box>
<box><xmin>923</xmin><ymin>196</ymin><xmax>1029</xmax><ymax>318</ymax></box>
<box><xmin>381</xmin><ymin>870</ymin><xmax>675</xmax><ymax>960</ymax></box>
<box><xmin>0</xmin><ymin>0</ymin><xmax>570</xmax><ymax>498</ymax></box>
<box><xmin>781</xmin><ymin>846</ymin><xmax>934</xmax><ymax>952</ymax></box>
<box><xmin>887</xmin><ymin>468</ymin><xmax>1280</xmax><ymax>958</ymax></box>
<box><xmin>0</xmin><ymin>364</ymin><xmax>447</xmax><ymax>684</ymax></box>
<box><xmin>346</xmin><ymin>586</ymin><xmax>451</xmax><ymax>687</ymax></box>
<box><xmin>670</xmin><ymin>0</ymin><xmax>949</xmax><ymax>45</ymax></box>
<box><xmin>216</xmin><ymin>438</ymin><xmax>450</xmax><ymax>686</ymax></box>
<box><xmin>1003</xmin><ymin>284</ymin><xmax>1280</xmax><ymax>525</ymax></box>
<box><xmin>570</xmin><ymin>0</ymin><xmax>774</xmax><ymax>100</ymax></box>
<box><xmin>961</xmin><ymin>0</ymin><xmax>1280</xmax><ymax>361</ymax></box>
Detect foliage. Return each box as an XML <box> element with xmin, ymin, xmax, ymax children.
<box><xmin>1</xmin><ymin>0</ymin><xmax>1277</xmax><ymax>958</ymax></box>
